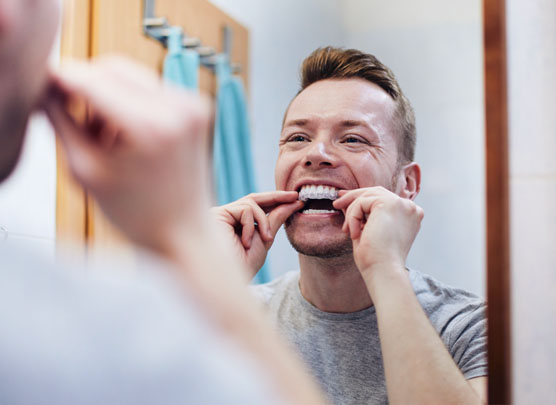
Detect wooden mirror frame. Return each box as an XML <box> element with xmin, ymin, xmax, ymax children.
<box><xmin>484</xmin><ymin>0</ymin><xmax>511</xmax><ymax>402</ymax></box>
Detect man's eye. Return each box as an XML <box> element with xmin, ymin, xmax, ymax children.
<box><xmin>288</xmin><ymin>135</ymin><xmax>307</xmax><ymax>142</ymax></box>
<box><xmin>343</xmin><ymin>136</ymin><xmax>365</xmax><ymax>144</ymax></box>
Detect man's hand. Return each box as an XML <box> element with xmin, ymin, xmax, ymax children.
<box><xmin>333</xmin><ymin>186</ymin><xmax>424</xmax><ymax>276</ymax></box>
<box><xmin>43</xmin><ymin>56</ymin><xmax>212</xmax><ymax>254</ymax></box>
<box><xmin>211</xmin><ymin>192</ymin><xmax>303</xmax><ymax>278</ymax></box>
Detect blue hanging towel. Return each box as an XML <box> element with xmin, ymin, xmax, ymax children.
<box><xmin>213</xmin><ymin>55</ymin><xmax>270</xmax><ymax>284</ymax></box>
<box><xmin>163</xmin><ymin>27</ymin><xmax>200</xmax><ymax>90</ymax></box>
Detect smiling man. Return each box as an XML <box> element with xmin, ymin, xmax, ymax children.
<box><xmin>213</xmin><ymin>47</ymin><xmax>487</xmax><ymax>404</ymax></box>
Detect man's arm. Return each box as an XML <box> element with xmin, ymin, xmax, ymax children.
<box><xmin>334</xmin><ymin>187</ymin><xmax>487</xmax><ymax>404</ymax></box>
<box><xmin>44</xmin><ymin>56</ymin><xmax>327</xmax><ymax>405</ymax></box>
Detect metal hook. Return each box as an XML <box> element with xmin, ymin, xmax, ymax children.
<box><xmin>142</xmin><ymin>0</ymin><xmax>242</xmax><ymax>73</ymax></box>
<box><xmin>183</xmin><ymin>37</ymin><xmax>202</xmax><ymax>48</ymax></box>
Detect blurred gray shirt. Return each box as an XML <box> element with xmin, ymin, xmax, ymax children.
<box><xmin>0</xmin><ymin>247</ymin><xmax>281</xmax><ymax>405</ymax></box>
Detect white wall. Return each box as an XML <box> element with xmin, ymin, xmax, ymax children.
<box><xmin>507</xmin><ymin>0</ymin><xmax>556</xmax><ymax>401</ymax></box>
<box><xmin>211</xmin><ymin>0</ymin><xmax>485</xmax><ymax>296</ymax></box>
<box><xmin>0</xmin><ymin>115</ymin><xmax>57</xmax><ymax>257</ymax></box>
<box><xmin>0</xmin><ymin>9</ymin><xmax>61</xmax><ymax>260</ymax></box>
<box><xmin>340</xmin><ymin>0</ymin><xmax>485</xmax><ymax>295</ymax></box>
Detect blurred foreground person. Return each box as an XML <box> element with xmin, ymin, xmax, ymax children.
<box><xmin>0</xmin><ymin>1</ymin><xmax>326</xmax><ymax>404</ymax></box>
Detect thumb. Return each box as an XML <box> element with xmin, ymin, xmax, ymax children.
<box><xmin>43</xmin><ymin>92</ymin><xmax>104</xmax><ymax>189</ymax></box>
<box><xmin>267</xmin><ymin>200</ymin><xmax>304</xmax><ymax>238</ymax></box>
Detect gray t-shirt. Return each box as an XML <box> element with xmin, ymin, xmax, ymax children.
<box><xmin>0</xmin><ymin>247</ymin><xmax>282</xmax><ymax>405</ymax></box>
<box><xmin>253</xmin><ymin>269</ymin><xmax>487</xmax><ymax>405</ymax></box>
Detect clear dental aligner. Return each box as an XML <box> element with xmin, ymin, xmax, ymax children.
<box><xmin>298</xmin><ymin>185</ymin><xmax>339</xmax><ymax>201</ymax></box>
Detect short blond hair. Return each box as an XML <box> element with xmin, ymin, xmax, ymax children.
<box><xmin>297</xmin><ymin>47</ymin><xmax>416</xmax><ymax>163</ymax></box>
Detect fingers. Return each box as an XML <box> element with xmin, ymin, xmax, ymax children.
<box><xmin>216</xmin><ymin>192</ymin><xmax>302</xmax><ymax>249</ymax></box>
<box><xmin>267</xmin><ymin>200</ymin><xmax>304</xmax><ymax>237</ymax></box>
<box><xmin>43</xmin><ymin>90</ymin><xmax>103</xmax><ymax>186</ymax></box>
<box><xmin>336</xmin><ymin>187</ymin><xmax>423</xmax><ymax>241</ymax></box>
<box><xmin>342</xmin><ymin>196</ymin><xmax>381</xmax><ymax>240</ymax></box>
<box><xmin>245</xmin><ymin>191</ymin><xmax>299</xmax><ymax>210</ymax></box>
<box><xmin>239</xmin><ymin>207</ymin><xmax>255</xmax><ymax>248</ymax></box>
<box><xmin>221</xmin><ymin>201</ymin><xmax>270</xmax><ymax>249</ymax></box>
<box><xmin>50</xmin><ymin>58</ymin><xmax>201</xmax><ymax>140</ymax></box>
<box><xmin>333</xmin><ymin>186</ymin><xmax>390</xmax><ymax>210</ymax></box>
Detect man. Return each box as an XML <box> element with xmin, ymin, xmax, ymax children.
<box><xmin>213</xmin><ymin>47</ymin><xmax>488</xmax><ymax>404</ymax></box>
<box><xmin>0</xmin><ymin>0</ymin><xmax>326</xmax><ymax>403</ymax></box>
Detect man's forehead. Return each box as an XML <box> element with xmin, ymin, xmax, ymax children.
<box><xmin>283</xmin><ymin>78</ymin><xmax>397</xmax><ymax>131</ymax></box>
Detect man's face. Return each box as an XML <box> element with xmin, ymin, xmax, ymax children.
<box><xmin>275</xmin><ymin>78</ymin><xmax>402</xmax><ymax>258</ymax></box>
<box><xmin>0</xmin><ymin>0</ymin><xmax>60</xmax><ymax>181</ymax></box>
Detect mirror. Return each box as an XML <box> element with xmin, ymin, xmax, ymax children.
<box><xmin>211</xmin><ymin>0</ymin><xmax>485</xmax><ymax>296</ymax></box>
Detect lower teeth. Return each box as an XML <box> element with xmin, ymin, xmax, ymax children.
<box><xmin>302</xmin><ymin>209</ymin><xmax>336</xmax><ymax>214</ymax></box>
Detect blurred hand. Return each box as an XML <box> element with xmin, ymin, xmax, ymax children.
<box><xmin>211</xmin><ymin>192</ymin><xmax>303</xmax><ymax>278</ymax></box>
<box><xmin>44</xmin><ymin>56</ymin><xmax>212</xmax><ymax>254</ymax></box>
<box><xmin>333</xmin><ymin>186</ymin><xmax>424</xmax><ymax>277</ymax></box>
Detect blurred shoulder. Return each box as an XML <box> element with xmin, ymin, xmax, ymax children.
<box><xmin>250</xmin><ymin>270</ymin><xmax>300</xmax><ymax>304</ymax></box>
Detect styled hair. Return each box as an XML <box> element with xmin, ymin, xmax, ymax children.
<box><xmin>297</xmin><ymin>47</ymin><xmax>416</xmax><ymax>163</ymax></box>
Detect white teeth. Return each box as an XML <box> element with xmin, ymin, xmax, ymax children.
<box><xmin>316</xmin><ymin>185</ymin><xmax>324</xmax><ymax>198</ymax></box>
<box><xmin>298</xmin><ymin>185</ymin><xmax>339</xmax><ymax>201</ymax></box>
<box><xmin>302</xmin><ymin>209</ymin><xmax>336</xmax><ymax>214</ymax></box>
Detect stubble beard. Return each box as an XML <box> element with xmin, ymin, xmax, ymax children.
<box><xmin>284</xmin><ymin>218</ymin><xmax>354</xmax><ymax>259</ymax></box>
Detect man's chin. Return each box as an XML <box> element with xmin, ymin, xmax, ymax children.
<box><xmin>285</xmin><ymin>228</ymin><xmax>353</xmax><ymax>259</ymax></box>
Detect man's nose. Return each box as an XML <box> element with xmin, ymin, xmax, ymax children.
<box><xmin>303</xmin><ymin>142</ymin><xmax>337</xmax><ymax>168</ymax></box>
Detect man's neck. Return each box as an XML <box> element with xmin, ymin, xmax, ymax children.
<box><xmin>298</xmin><ymin>253</ymin><xmax>372</xmax><ymax>313</ymax></box>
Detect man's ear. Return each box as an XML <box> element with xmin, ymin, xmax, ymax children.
<box><xmin>396</xmin><ymin>162</ymin><xmax>421</xmax><ymax>201</ymax></box>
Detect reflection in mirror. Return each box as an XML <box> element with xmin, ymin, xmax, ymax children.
<box><xmin>210</xmin><ymin>0</ymin><xmax>488</xmax><ymax>403</ymax></box>
<box><xmin>213</xmin><ymin>0</ymin><xmax>485</xmax><ymax>296</ymax></box>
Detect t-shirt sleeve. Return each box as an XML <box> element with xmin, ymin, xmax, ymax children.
<box><xmin>446</xmin><ymin>302</ymin><xmax>488</xmax><ymax>379</ymax></box>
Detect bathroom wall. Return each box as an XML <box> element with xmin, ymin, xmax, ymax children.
<box><xmin>340</xmin><ymin>0</ymin><xmax>485</xmax><ymax>295</ymax></box>
<box><xmin>507</xmin><ymin>0</ymin><xmax>556</xmax><ymax>401</ymax></box>
<box><xmin>210</xmin><ymin>0</ymin><xmax>486</xmax><ymax>296</ymax></box>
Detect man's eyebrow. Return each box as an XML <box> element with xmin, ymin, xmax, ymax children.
<box><xmin>338</xmin><ymin>120</ymin><xmax>369</xmax><ymax>128</ymax></box>
<box><xmin>283</xmin><ymin>119</ymin><xmax>308</xmax><ymax>128</ymax></box>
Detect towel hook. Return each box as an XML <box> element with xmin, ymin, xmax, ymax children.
<box><xmin>142</xmin><ymin>0</ymin><xmax>241</xmax><ymax>73</ymax></box>
<box><xmin>143</xmin><ymin>0</ymin><xmax>170</xmax><ymax>46</ymax></box>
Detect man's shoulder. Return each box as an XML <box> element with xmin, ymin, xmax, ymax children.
<box><xmin>409</xmin><ymin>268</ymin><xmax>486</xmax><ymax>335</ymax></box>
<box><xmin>250</xmin><ymin>270</ymin><xmax>299</xmax><ymax>305</ymax></box>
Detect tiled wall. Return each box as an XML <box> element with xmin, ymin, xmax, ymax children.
<box><xmin>507</xmin><ymin>0</ymin><xmax>556</xmax><ymax>401</ymax></box>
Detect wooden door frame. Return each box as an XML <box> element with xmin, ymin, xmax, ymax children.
<box><xmin>56</xmin><ymin>0</ymin><xmax>91</xmax><ymax>249</ymax></box>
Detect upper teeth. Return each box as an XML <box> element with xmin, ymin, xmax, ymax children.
<box><xmin>298</xmin><ymin>185</ymin><xmax>339</xmax><ymax>201</ymax></box>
